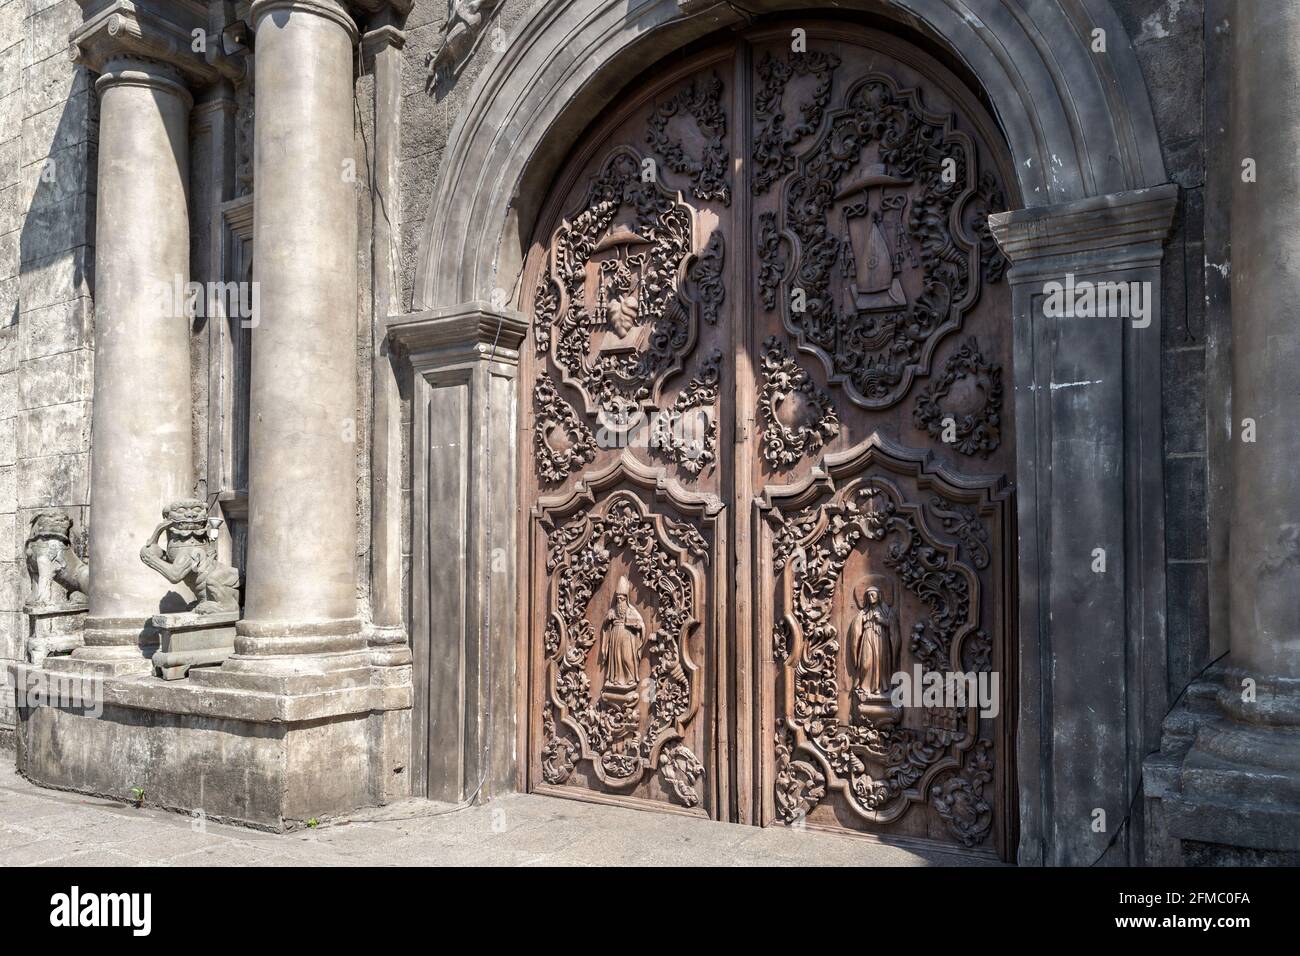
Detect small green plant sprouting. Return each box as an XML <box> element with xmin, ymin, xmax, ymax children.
<box><xmin>306</xmin><ymin>818</ymin><xmax>320</xmax><ymax>828</ymax></box>
<box><xmin>129</xmin><ymin>787</ymin><xmax>145</xmax><ymax>808</ymax></box>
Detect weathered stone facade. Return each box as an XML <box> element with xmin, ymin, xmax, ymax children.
<box><xmin>0</xmin><ymin>0</ymin><xmax>1294</xmax><ymax>865</ymax></box>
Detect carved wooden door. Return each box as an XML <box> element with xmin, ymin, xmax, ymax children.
<box><xmin>521</xmin><ymin>22</ymin><xmax>1018</xmax><ymax>859</ymax></box>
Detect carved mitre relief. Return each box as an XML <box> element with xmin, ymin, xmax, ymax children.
<box><xmin>532</xmin><ymin>147</ymin><xmax>711</xmax><ymax>432</ymax></box>
<box><xmin>537</xmin><ymin>465</ymin><xmax>719</xmax><ymax>809</ymax></box>
<box><xmin>764</xmin><ymin>441</ymin><xmax>997</xmax><ymax>846</ymax></box>
<box><xmin>755</xmin><ymin>59</ymin><xmax>1007</xmax><ymax>410</ymax></box>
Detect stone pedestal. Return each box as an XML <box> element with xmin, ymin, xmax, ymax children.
<box><xmin>23</xmin><ymin>603</ymin><xmax>87</xmax><ymax>667</ymax></box>
<box><xmin>151</xmin><ymin>612</ymin><xmax>238</xmax><ymax>680</ymax></box>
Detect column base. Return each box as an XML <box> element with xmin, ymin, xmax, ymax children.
<box><xmin>185</xmin><ymin>618</ymin><xmax>371</xmax><ymax>694</ymax></box>
<box><xmin>1144</xmin><ymin>670</ymin><xmax>1300</xmax><ymax>864</ymax></box>
<box><xmin>7</xmin><ymin>656</ymin><xmax>412</xmax><ymax>830</ymax></box>
<box><xmin>67</xmin><ymin>616</ymin><xmax>161</xmax><ymax>675</ymax></box>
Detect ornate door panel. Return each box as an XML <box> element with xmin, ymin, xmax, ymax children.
<box><xmin>521</xmin><ymin>24</ymin><xmax>1017</xmax><ymax>857</ymax></box>
<box><xmin>522</xmin><ymin>49</ymin><xmax>738</xmax><ymax>818</ymax></box>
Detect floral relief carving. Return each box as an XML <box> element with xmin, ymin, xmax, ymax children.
<box><xmin>756</xmin><ymin>212</ymin><xmax>786</xmax><ymax>311</ymax></box>
<box><xmin>758</xmin><ymin>336</ymin><xmax>840</xmax><ymax>468</ymax></box>
<box><xmin>651</xmin><ymin>349</ymin><xmax>722</xmax><ymax>477</ymax></box>
<box><xmin>688</xmin><ymin>231</ymin><xmax>725</xmax><ymax>326</ymax></box>
<box><xmin>764</xmin><ymin>461</ymin><xmax>994</xmax><ymax>846</ymax></box>
<box><xmin>927</xmin><ymin>495</ymin><xmax>991</xmax><ymax>569</ymax></box>
<box><xmin>540</xmin><ymin>484</ymin><xmax>711</xmax><ymax>805</ymax></box>
<box><xmin>912</xmin><ymin>337</ymin><xmax>1003</xmax><ymax>457</ymax></box>
<box><xmin>752</xmin><ymin>50</ymin><xmax>841</xmax><ymax>195</ymax></box>
<box><xmin>533</xmin><ymin>374</ymin><xmax>597</xmax><ymax>484</ymax></box>
<box><xmin>645</xmin><ymin>72</ymin><xmax>732</xmax><ymax>205</ymax></box>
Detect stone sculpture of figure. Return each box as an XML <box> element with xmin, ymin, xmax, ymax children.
<box><xmin>139</xmin><ymin>499</ymin><xmax>241</xmax><ymax>614</ymax></box>
<box><xmin>25</xmin><ymin>511</ymin><xmax>89</xmax><ymax>607</ymax></box>
<box><xmin>599</xmin><ymin>576</ymin><xmax>645</xmax><ymax>693</ymax></box>
<box><xmin>847</xmin><ymin>582</ymin><xmax>900</xmax><ymax>698</ymax></box>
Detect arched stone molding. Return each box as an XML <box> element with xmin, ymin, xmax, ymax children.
<box><xmin>404</xmin><ymin>0</ymin><xmax>1176</xmax><ymax>866</ymax></box>
<box><xmin>412</xmin><ymin>0</ymin><xmax>1166</xmax><ymax>310</ymax></box>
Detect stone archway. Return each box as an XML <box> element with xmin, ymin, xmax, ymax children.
<box><xmin>404</xmin><ymin>0</ymin><xmax>1176</xmax><ymax>866</ymax></box>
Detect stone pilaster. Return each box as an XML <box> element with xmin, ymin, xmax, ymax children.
<box><xmin>362</xmin><ymin>17</ymin><xmax>409</xmax><ymax>668</ymax></box>
<box><xmin>198</xmin><ymin>0</ymin><xmax>368</xmax><ymax>690</ymax></box>
<box><xmin>387</xmin><ymin>304</ymin><xmax>526</xmax><ymax>803</ymax></box>
<box><xmin>1144</xmin><ymin>2</ymin><xmax>1300</xmax><ymax>864</ymax></box>
<box><xmin>990</xmin><ymin>184</ymin><xmax>1178</xmax><ymax>865</ymax></box>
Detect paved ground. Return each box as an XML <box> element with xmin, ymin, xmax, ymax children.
<box><xmin>0</xmin><ymin>760</ymin><xmax>989</xmax><ymax>867</ymax></box>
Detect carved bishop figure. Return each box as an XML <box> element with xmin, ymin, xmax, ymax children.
<box><xmin>599</xmin><ymin>576</ymin><xmax>645</xmax><ymax>695</ymax></box>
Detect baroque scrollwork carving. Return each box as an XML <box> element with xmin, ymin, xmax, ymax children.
<box><xmin>762</xmin><ymin>442</ymin><xmax>993</xmax><ymax>846</ymax></box>
<box><xmin>531</xmin><ymin>147</ymin><xmax>706</xmax><ymax>425</ymax></box>
<box><xmin>775</xmin><ymin>718</ymin><xmax>827</xmax><ymax>822</ymax></box>
<box><xmin>534</xmin><ymin>374</ymin><xmax>597</xmax><ymax>483</ymax></box>
<box><xmin>758</xmin><ymin>336</ymin><xmax>839</xmax><ymax>467</ymax></box>
<box><xmin>930</xmin><ymin>738</ymin><xmax>994</xmax><ymax>847</ymax></box>
<box><xmin>767</xmin><ymin>71</ymin><xmax>1003</xmax><ymax>409</ymax></box>
<box><xmin>658</xmin><ymin>743</ymin><xmax>705</xmax><ymax>807</ymax></box>
<box><xmin>646</xmin><ymin>72</ymin><xmax>732</xmax><ymax>205</ymax></box>
<box><xmin>757</xmin><ymin>212</ymin><xmax>785</xmax><ymax>311</ymax></box>
<box><xmin>539</xmin><ymin>469</ymin><xmax>718</xmax><ymax>805</ymax></box>
<box><xmin>650</xmin><ymin>349</ymin><xmax>721</xmax><ymax>476</ymax></box>
<box><xmin>928</xmin><ymin>495</ymin><xmax>990</xmax><ymax>569</ymax></box>
<box><xmin>912</xmin><ymin>337</ymin><xmax>1003</xmax><ymax>457</ymax></box>
<box><xmin>752</xmin><ymin>50</ymin><xmax>841</xmax><ymax>195</ymax></box>
<box><xmin>688</xmin><ymin>232</ymin><xmax>725</xmax><ymax>326</ymax></box>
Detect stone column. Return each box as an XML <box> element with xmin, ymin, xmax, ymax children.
<box><xmin>1225</xmin><ymin>4</ymin><xmax>1300</xmax><ymax>702</ymax></box>
<box><xmin>71</xmin><ymin>59</ymin><xmax>196</xmax><ymax>672</ymax></box>
<box><xmin>202</xmin><ymin>0</ymin><xmax>367</xmax><ymax>687</ymax></box>
<box><xmin>1143</xmin><ymin>2</ymin><xmax>1300</xmax><ymax>864</ymax></box>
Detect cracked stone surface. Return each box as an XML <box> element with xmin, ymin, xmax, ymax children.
<box><xmin>0</xmin><ymin>761</ymin><xmax>993</xmax><ymax>867</ymax></box>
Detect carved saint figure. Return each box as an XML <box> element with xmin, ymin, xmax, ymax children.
<box><xmin>140</xmin><ymin>499</ymin><xmax>241</xmax><ymax>614</ymax></box>
<box><xmin>847</xmin><ymin>583</ymin><xmax>900</xmax><ymax>698</ymax></box>
<box><xmin>599</xmin><ymin>576</ymin><xmax>645</xmax><ymax>693</ymax></box>
<box><xmin>25</xmin><ymin>511</ymin><xmax>89</xmax><ymax>607</ymax></box>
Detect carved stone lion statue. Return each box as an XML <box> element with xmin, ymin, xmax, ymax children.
<box><xmin>139</xmin><ymin>499</ymin><xmax>241</xmax><ymax>614</ymax></box>
<box><xmin>25</xmin><ymin>511</ymin><xmax>89</xmax><ymax>608</ymax></box>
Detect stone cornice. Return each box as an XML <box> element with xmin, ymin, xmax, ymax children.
<box><xmin>385</xmin><ymin>303</ymin><xmax>529</xmax><ymax>367</ymax></box>
<box><xmin>71</xmin><ymin>1</ymin><xmax>233</xmax><ymax>86</ymax></box>
<box><xmin>988</xmin><ymin>184</ymin><xmax>1179</xmax><ymax>270</ymax></box>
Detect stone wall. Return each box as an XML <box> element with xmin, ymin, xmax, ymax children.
<box><xmin>0</xmin><ymin>0</ymin><xmax>97</xmax><ymax>738</ymax></box>
<box><xmin>1116</xmin><ymin>0</ymin><xmax>1227</xmax><ymax>706</ymax></box>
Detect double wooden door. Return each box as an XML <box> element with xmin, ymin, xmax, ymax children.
<box><xmin>519</xmin><ymin>22</ymin><xmax>1018</xmax><ymax>860</ymax></box>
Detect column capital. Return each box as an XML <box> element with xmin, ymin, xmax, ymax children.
<box><xmin>93</xmin><ymin>56</ymin><xmax>193</xmax><ymax>110</ymax></box>
<box><xmin>250</xmin><ymin>0</ymin><xmax>360</xmax><ymax>43</ymax></box>
<box><xmin>988</xmin><ymin>183</ymin><xmax>1179</xmax><ymax>281</ymax></box>
<box><xmin>71</xmin><ymin>1</ymin><xmax>234</xmax><ymax>86</ymax></box>
<box><xmin>361</xmin><ymin>23</ymin><xmax>406</xmax><ymax>71</ymax></box>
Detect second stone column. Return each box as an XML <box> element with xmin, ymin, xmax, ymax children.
<box><xmin>207</xmin><ymin>0</ymin><xmax>366</xmax><ymax>684</ymax></box>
